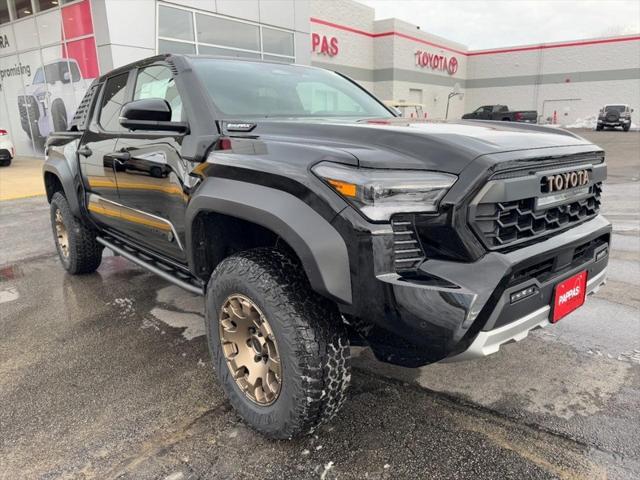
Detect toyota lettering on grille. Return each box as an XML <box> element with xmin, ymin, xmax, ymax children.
<box><xmin>542</xmin><ymin>169</ymin><xmax>590</xmax><ymax>193</ymax></box>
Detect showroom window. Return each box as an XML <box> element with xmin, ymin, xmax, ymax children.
<box><xmin>13</xmin><ymin>0</ymin><xmax>32</xmax><ymax>18</ymax></box>
<box><xmin>157</xmin><ymin>4</ymin><xmax>295</xmax><ymax>62</ymax></box>
<box><xmin>0</xmin><ymin>0</ymin><xmax>10</xmax><ymax>24</ymax></box>
<box><xmin>35</xmin><ymin>0</ymin><xmax>58</xmax><ymax>13</ymax></box>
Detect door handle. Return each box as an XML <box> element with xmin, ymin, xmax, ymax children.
<box><xmin>77</xmin><ymin>146</ymin><xmax>92</xmax><ymax>157</ymax></box>
<box><xmin>111</xmin><ymin>151</ymin><xmax>131</xmax><ymax>163</ymax></box>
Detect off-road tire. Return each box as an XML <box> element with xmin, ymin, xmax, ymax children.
<box><xmin>623</xmin><ymin>124</ymin><xmax>630</xmax><ymax>132</ymax></box>
<box><xmin>50</xmin><ymin>192</ymin><xmax>103</xmax><ymax>274</ymax></box>
<box><xmin>595</xmin><ymin>124</ymin><xmax>603</xmax><ymax>131</ymax></box>
<box><xmin>0</xmin><ymin>158</ymin><xmax>11</xmax><ymax>166</ymax></box>
<box><xmin>205</xmin><ymin>248</ymin><xmax>351</xmax><ymax>439</ymax></box>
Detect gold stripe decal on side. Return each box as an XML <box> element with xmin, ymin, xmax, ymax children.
<box><xmin>88</xmin><ymin>203</ymin><xmax>120</xmax><ymax>219</ymax></box>
<box><xmin>87</xmin><ymin>196</ymin><xmax>182</xmax><ymax>249</ymax></box>
<box><xmin>87</xmin><ymin>177</ymin><xmax>118</xmax><ymax>189</ymax></box>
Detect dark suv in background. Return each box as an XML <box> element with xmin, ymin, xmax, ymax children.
<box><xmin>597</xmin><ymin>104</ymin><xmax>633</xmax><ymax>131</ymax></box>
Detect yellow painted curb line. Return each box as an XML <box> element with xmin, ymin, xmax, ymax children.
<box><xmin>0</xmin><ymin>193</ymin><xmax>46</xmax><ymax>202</ymax></box>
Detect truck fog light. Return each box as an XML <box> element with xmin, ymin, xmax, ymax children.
<box><xmin>510</xmin><ymin>285</ymin><xmax>538</xmax><ymax>304</ymax></box>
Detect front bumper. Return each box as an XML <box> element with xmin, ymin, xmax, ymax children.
<box><xmin>340</xmin><ymin>214</ymin><xmax>611</xmax><ymax>367</ymax></box>
<box><xmin>598</xmin><ymin>118</ymin><xmax>631</xmax><ymax>127</ymax></box>
<box><xmin>0</xmin><ymin>148</ymin><xmax>13</xmax><ymax>161</ymax></box>
<box><xmin>443</xmin><ymin>267</ymin><xmax>606</xmax><ymax>362</ymax></box>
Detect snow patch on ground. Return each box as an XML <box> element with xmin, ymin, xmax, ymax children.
<box><xmin>110</xmin><ymin>297</ymin><xmax>136</xmax><ymax>318</ymax></box>
<box><xmin>562</xmin><ymin>115</ymin><xmax>639</xmax><ymax>130</ymax></box>
<box><xmin>0</xmin><ymin>287</ymin><xmax>19</xmax><ymax>304</ymax></box>
<box><xmin>320</xmin><ymin>461</ymin><xmax>334</xmax><ymax>480</ymax></box>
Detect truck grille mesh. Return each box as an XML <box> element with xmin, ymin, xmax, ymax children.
<box><xmin>472</xmin><ymin>183</ymin><xmax>602</xmax><ymax>249</ymax></box>
<box><xmin>391</xmin><ymin>216</ymin><xmax>425</xmax><ymax>271</ymax></box>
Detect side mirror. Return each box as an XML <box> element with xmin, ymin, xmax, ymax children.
<box><xmin>632</xmin><ymin>108</ymin><xmax>635</xmax><ymax>113</ymax></box>
<box><xmin>119</xmin><ymin>98</ymin><xmax>188</xmax><ymax>133</ymax></box>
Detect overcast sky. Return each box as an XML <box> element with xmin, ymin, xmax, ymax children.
<box><xmin>356</xmin><ymin>0</ymin><xmax>640</xmax><ymax>50</ymax></box>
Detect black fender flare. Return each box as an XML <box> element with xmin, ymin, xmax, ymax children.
<box><xmin>43</xmin><ymin>155</ymin><xmax>82</xmax><ymax>217</ymax></box>
<box><xmin>186</xmin><ymin>177</ymin><xmax>352</xmax><ymax>305</ymax></box>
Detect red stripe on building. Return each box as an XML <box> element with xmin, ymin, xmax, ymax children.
<box><xmin>310</xmin><ymin>17</ymin><xmax>640</xmax><ymax>57</ymax></box>
<box><xmin>467</xmin><ymin>35</ymin><xmax>640</xmax><ymax>56</ymax></box>
<box><xmin>310</xmin><ymin>17</ymin><xmax>466</xmax><ymax>56</ymax></box>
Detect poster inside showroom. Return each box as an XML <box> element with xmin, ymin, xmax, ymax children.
<box><xmin>0</xmin><ymin>0</ymin><xmax>98</xmax><ymax>155</ymax></box>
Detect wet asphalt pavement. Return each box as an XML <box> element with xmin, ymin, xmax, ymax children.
<box><xmin>1</xmin><ymin>130</ymin><xmax>639</xmax><ymax>479</ymax></box>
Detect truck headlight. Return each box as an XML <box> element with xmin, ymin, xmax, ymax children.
<box><xmin>313</xmin><ymin>162</ymin><xmax>457</xmax><ymax>221</ymax></box>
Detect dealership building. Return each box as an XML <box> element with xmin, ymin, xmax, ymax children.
<box><xmin>1</xmin><ymin>0</ymin><xmax>638</xmax><ymax>156</ymax></box>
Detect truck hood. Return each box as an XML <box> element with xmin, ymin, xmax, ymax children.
<box><xmin>242</xmin><ymin>119</ymin><xmax>599</xmax><ymax>174</ymax></box>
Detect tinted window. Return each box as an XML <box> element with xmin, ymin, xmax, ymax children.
<box><xmin>99</xmin><ymin>73</ymin><xmax>129</xmax><ymax>131</ymax></box>
<box><xmin>0</xmin><ymin>0</ymin><xmax>10</xmax><ymax>24</ymax></box>
<box><xmin>44</xmin><ymin>62</ymin><xmax>65</xmax><ymax>83</ymax></box>
<box><xmin>158</xmin><ymin>39</ymin><xmax>195</xmax><ymax>55</ymax></box>
<box><xmin>159</xmin><ymin>6</ymin><xmax>194</xmax><ymax>41</ymax></box>
<box><xmin>262</xmin><ymin>54</ymin><xmax>294</xmax><ymax>63</ymax></box>
<box><xmin>134</xmin><ymin>65</ymin><xmax>184</xmax><ymax>122</ymax></box>
<box><xmin>70</xmin><ymin>62</ymin><xmax>81</xmax><ymax>82</ymax></box>
<box><xmin>198</xmin><ymin>44</ymin><xmax>260</xmax><ymax>59</ymax></box>
<box><xmin>605</xmin><ymin>105</ymin><xmax>626</xmax><ymax>113</ymax></box>
<box><xmin>14</xmin><ymin>0</ymin><xmax>32</xmax><ymax>19</ymax></box>
<box><xmin>192</xmin><ymin>59</ymin><xmax>391</xmax><ymax>118</ymax></box>
<box><xmin>262</xmin><ymin>28</ymin><xmax>294</xmax><ymax>57</ymax></box>
<box><xmin>196</xmin><ymin>14</ymin><xmax>260</xmax><ymax>51</ymax></box>
<box><xmin>33</xmin><ymin>68</ymin><xmax>45</xmax><ymax>84</ymax></box>
<box><xmin>35</xmin><ymin>0</ymin><xmax>58</xmax><ymax>12</ymax></box>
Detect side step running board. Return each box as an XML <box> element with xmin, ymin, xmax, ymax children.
<box><xmin>97</xmin><ymin>237</ymin><xmax>204</xmax><ymax>296</ymax></box>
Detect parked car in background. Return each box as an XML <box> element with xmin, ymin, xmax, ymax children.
<box><xmin>17</xmin><ymin>59</ymin><xmax>89</xmax><ymax>149</ymax></box>
<box><xmin>597</xmin><ymin>104</ymin><xmax>633</xmax><ymax>131</ymax></box>
<box><xmin>462</xmin><ymin>104</ymin><xmax>537</xmax><ymax>123</ymax></box>
<box><xmin>0</xmin><ymin>128</ymin><xmax>15</xmax><ymax>166</ymax></box>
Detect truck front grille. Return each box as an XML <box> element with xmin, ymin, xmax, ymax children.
<box><xmin>472</xmin><ymin>183</ymin><xmax>602</xmax><ymax>249</ymax></box>
<box><xmin>391</xmin><ymin>216</ymin><xmax>425</xmax><ymax>272</ymax></box>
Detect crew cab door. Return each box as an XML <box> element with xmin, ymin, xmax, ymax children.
<box><xmin>473</xmin><ymin>106</ymin><xmax>493</xmax><ymax>120</ymax></box>
<box><xmin>111</xmin><ymin>64</ymin><xmax>190</xmax><ymax>262</ymax></box>
<box><xmin>80</xmin><ymin>71</ymin><xmax>131</xmax><ymax>231</ymax></box>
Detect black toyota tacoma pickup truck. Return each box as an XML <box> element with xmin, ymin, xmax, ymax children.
<box><xmin>462</xmin><ymin>104</ymin><xmax>538</xmax><ymax>123</ymax></box>
<box><xmin>44</xmin><ymin>55</ymin><xmax>610</xmax><ymax>438</ymax></box>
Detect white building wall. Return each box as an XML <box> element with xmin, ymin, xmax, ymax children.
<box><xmin>309</xmin><ymin>0</ymin><xmax>375</xmax><ymax>77</ymax></box>
<box><xmin>466</xmin><ymin>35</ymin><xmax>640</xmax><ymax>125</ymax></box>
<box><xmin>385</xmin><ymin>19</ymin><xmax>467</xmax><ymax>119</ymax></box>
<box><xmin>310</xmin><ymin>0</ymin><xmax>468</xmax><ymax>119</ymax></box>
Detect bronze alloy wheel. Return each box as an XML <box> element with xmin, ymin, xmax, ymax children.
<box><xmin>54</xmin><ymin>208</ymin><xmax>69</xmax><ymax>258</ymax></box>
<box><xmin>219</xmin><ymin>294</ymin><xmax>282</xmax><ymax>405</ymax></box>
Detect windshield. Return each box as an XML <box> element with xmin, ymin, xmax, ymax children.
<box><xmin>605</xmin><ymin>105</ymin><xmax>626</xmax><ymax>113</ymax></box>
<box><xmin>33</xmin><ymin>68</ymin><xmax>45</xmax><ymax>84</ymax></box>
<box><xmin>191</xmin><ymin>58</ymin><xmax>392</xmax><ymax>118</ymax></box>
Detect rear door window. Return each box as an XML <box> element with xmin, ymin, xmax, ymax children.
<box><xmin>98</xmin><ymin>72</ymin><xmax>130</xmax><ymax>132</ymax></box>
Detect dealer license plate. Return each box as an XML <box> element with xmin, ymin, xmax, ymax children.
<box><xmin>552</xmin><ymin>271</ymin><xmax>588</xmax><ymax>323</ymax></box>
